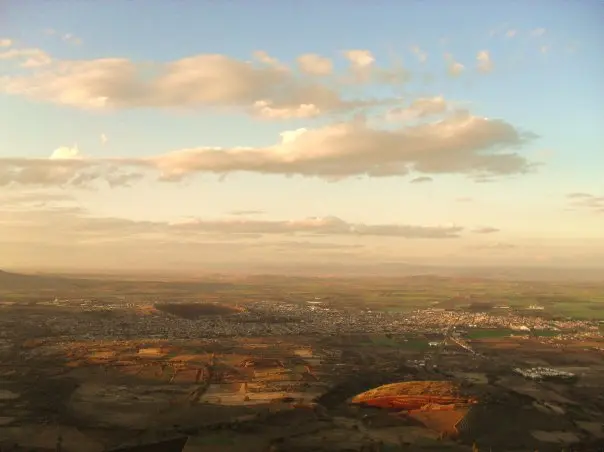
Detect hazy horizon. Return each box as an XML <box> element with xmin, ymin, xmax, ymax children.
<box><xmin>1</xmin><ymin>2</ymin><xmax>602</xmax><ymax>273</ymax></box>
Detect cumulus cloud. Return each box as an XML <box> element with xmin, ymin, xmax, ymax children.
<box><xmin>386</xmin><ymin>96</ymin><xmax>448</xmax><ymax>121</ymax></box>
<box><xmin>0</xmin><ymin>38</ymin><xmax>12</xmax><ymax>47</ymax></box>
<box><xmin>100</xmin><ymin>133</ymin><xmax>108</xmax><ymax>145</ymax></box>
<box><xmin>567</xmin><ymin>192</ymin><xmax>604</xmax><ymax>214</ymax></box>
<box><xmin>151</xmin><ymin>111</ymin><xmax>536</xmax><ymax>181</ymax></box>
<box><xmin>50</xmin><ymin>145</ymin><xmax>81</xmax><ymax>160</ymax></box>
<box><xmin>0</xmin><ymin>111</ymin><xmax>537</xmax><ymax>187</ymax></box>
<box><xmin>0</xmin><ymin>51</ymin><xmax>369</xmax><ymax>118</ymax></box>
<box><xmin>476</xmin><ymin>51</ymin><xmax>493</xmax><ymax>73</ymax></box>
<box><xmin>296</xmin><ymin>53</ymin><xmax>333</xmax><ymax>76</ymax></box>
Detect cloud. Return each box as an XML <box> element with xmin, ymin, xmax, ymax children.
<box><xmin>150</xmin><ymin>111</ymin><xmax>536</xmax><ymax>181</ymax></box>
<box><xmin>530</xmin><ymin>28</ymin><xmax>546</xmax><ymax>38</ymax></box>
<box><xmin>173</xmin><ymin>216</ymin><xmax>464</xmax><ymax>239</ymax></box>
<box><xmin>386</xmin><ymin>96</ymin><xmax>448</xmax><ymax>121</ymax></box>
<box><xmin>252</xmin><ymin>50</ymin><xmax>288</xmax><ymax>71</ymax></box>
<box><xmin>0</xmin><ymin>51</ymin><xmax>372</xmax><ymax>118</ymax></box>
<box><xmin>0</xmin><ymin>200</ymin><xmax>467</xmax><ymax>246</ymax></box>
<box><xmin>0</xmin><ymin>110</ymin><xmax>537</xmax><ymax>187</ymax></box>
<box><xmin>566</xmin><ymin>192</ymin><xmax>604</xmax><ymax>214</ymax></box>
<box><xmin>100</xmin><ymin>133</ymin><xmax>108</xmax><ymax>145</ymax></box>
<box><xmin>252</xmin><ymin>100</ymin><xmax>322</xmax><ymax>119</ymax></box>
<box><xmin>228</xmin><ymin>210</ymin><xmax>266</xmax><ymax>216</ymax></box>
<box><xmin>410</xmin><ymin>176</ymin><xmax>433</xmax><ymax>184</ymax></box>
<box><xmin>0</xmin><ymin>38</ymin><xmax>12</xmax><ymax>47</ymax></box>
<box><xmin>472</xmin><ymin>226</ymin><xmax>500</xmax><ymax>234</ymax></box>
<box><xmin>296</xmin><ymin>53</ymin><xmax>333</xmax><ymax>76</ymax></box>
<box><xmin>50</xmin><ymin>145</ymin><xmax>81</xmax><ymax>160</ymax></box>
<box><xmin>343</xmin><ymin>49</ymin><xmax>375</xmax><ymax>68</ymax></box>
<box><xmin>456</xmin><ymin>197</ymin><xmax>473</xmax><ymax>203</ymax></box>
<box><xmin>410</xmin><ymin>45</ymin><xmax>428</xmax><ymax>63</ymax></box>
<box><xmin>540</xmin><ymin>46</ymin><xmax>550</xmax><ymax>55</ymax></box>
<box><xmin>267</xmin><ymin>241</ymin><xmax>364</xmax><ymax>251</ymax></box>
<box><xmin>444</xmin><ymin>54</ymin><xmax>464</xmax><ymax>77</ymax></box>
<box><xmin>0</xmin><ymin>147</ymin><xmax>146</xmax><ymax>188</ymax></box>
<box><xmin>476</xmin><ymin>51</ymin><xmax>493</xmax><ymax>73</ymax></box>
<box><xmin>341</xmin><ymin>49</ymin><xmax>376</xmax><ymax>84</ymax></box>
<box><xmin>0</xmin><ymin>47</ymin><xmax>52</xmax><ymax>67</ymax></box>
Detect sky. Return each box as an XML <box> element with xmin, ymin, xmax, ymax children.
<box><xmin>0</xmin><ymin>0</ymin><xmax>603</xmax><ymax>273</ymax></box>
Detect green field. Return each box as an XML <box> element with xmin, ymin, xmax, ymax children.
<box><xmin>466</xmin><ymin>328</ymin><xmax>514</xmax><ymax>339</ymax></box>
<box><xmin>364</xmin><ymin>335</ymin><xmax>431</xmax><ymax>350</ymax></box>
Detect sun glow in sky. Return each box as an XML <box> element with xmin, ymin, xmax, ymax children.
<box><xmin>1</xmin><ymin>1</ymin><xmax>603</xmax><ymax>272</ymax></box>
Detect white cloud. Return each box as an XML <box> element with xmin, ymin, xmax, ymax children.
<box><xmin>50</xmin><ymin>146</ymin><xmax>81</xmax><ymax>160</ymax></box>
<box><xmin>0</xmin><ymin>39</ymin><xmax>12</xmax><ymax>47</ymax></box>
<box><xmin>296</xmin><ymin>53</ymin><xmax>333</xmax><ymax>76</ymax></box>
<box><xmin>540</xmin><ymin>46</ymin><xmax>550</xmax><ymax>54</ymax></box>
<box><xmin>0</xmin><ymin>111</ymin><xmax>537</xmax><ymax>187</ymax></box>
<box><xmin>476</xmin><ymin>51</ymin><xmax>493</xmax><ymax>73</ymax></box>
<box><xmin>100</xmin><ymin>134</ymin><xmax>108</xmax><ymax>145</ymax></box>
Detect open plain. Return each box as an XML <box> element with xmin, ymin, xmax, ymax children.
<box><xmin>0</xmin><ymin>270</ymin><xmax>603</xmax><ymax>451</ymax></box>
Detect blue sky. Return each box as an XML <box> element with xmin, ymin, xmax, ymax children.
<box><xmin>0</xmin><ymin>0</ymin><xmax>602</xmax><ymax>272</ymax></box>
